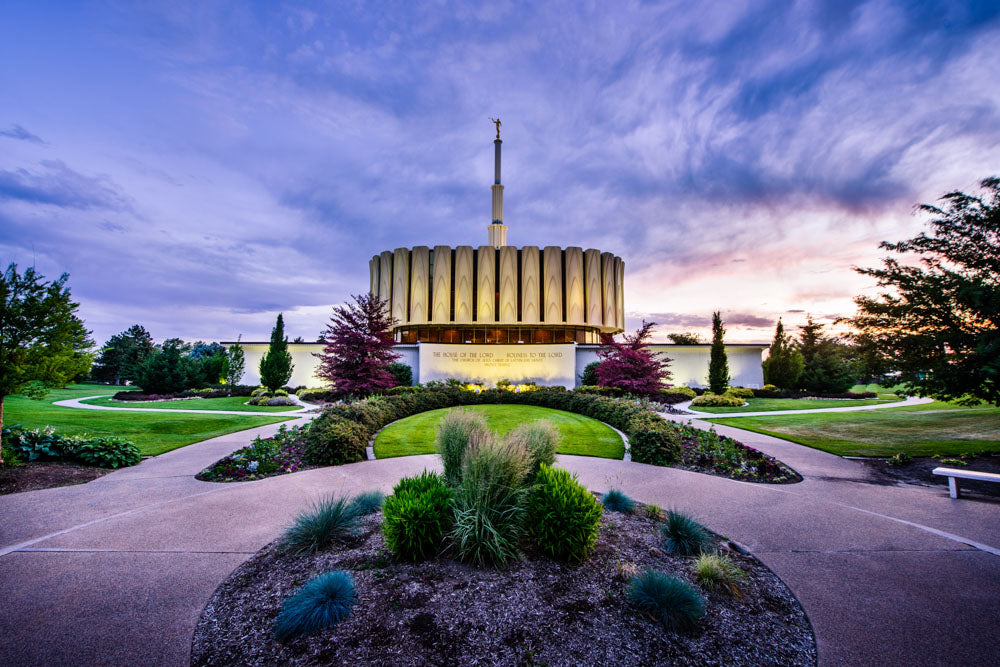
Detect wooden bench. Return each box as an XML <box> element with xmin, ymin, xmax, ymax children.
<box><xmin>932</xmin><ymin>467</ymin><xmax>1000</xmax><ymax>499</ymax></box>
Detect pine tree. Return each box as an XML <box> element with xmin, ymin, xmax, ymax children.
<box><xmin>761</xmin><ymin>318</ymin><xmax>804</xmax><ymax>390</ymax></box>
<box><xmin>796</xmin><ymin>316</ymin><xmax>855</xmax><ymax>393</ymax></box>
<box><xmin>92</xmin><ymin>324</ymin><xmax>154</xmax><ymax>385</ymax></box>
<box><xmin>315</xmin><ymin>293</ymin><xmax>399</xmax><ymax>397</ymax></box>
<box><xmin>596</xmin><ymin>321</ymin><xmax>671</xmax><ymax>395</ymax></box>
<box><xmin>259</xmin><ymin>313</ymin><xmax>294</xmax><ymax>391</ymax></box>
<box><xmin>707</xmin><ymin>311</ymin><xmax>730</xmax><ymax>394</ymax></box>
<box><xmin>224</xmin><ymin>335</ymin><xmax>246</xmax><ymax>387</ymax></box>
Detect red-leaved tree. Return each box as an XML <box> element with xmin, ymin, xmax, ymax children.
<box><xmin>315</xmin><ymin>293</ymin><xmax>399</xmax><ymax>397</ymax></box>
<box><xmin>596</xmin><ymin>321</ymin><xmax>672</xmax><ymax>395</ymax></box>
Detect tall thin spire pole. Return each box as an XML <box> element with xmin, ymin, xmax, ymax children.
<box><xmin>488</xmin><ymin>117</ymin><xmax>507</xmax><ymax>248</ymax></box>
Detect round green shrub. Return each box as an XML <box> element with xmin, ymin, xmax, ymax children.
<box><xmin>527</xmin><ymin>464</ymin><xmax>603</xmax><ymax>562</ymax></box>
<box><xmin>63</xmin><ymin>436</ymin><xmax>141</xmax><ymax>468</ymax></box>
<box><xmin>302</xmin><ymin>414</ymin><xmax>368</xmax><ymax>465</ymax></box>
<box><xmin>690</xmin><ymin>392</ymin><xmax>745</xmax><ymax>408</ymax></box>
<box><xmin>627</xmin><ymin>415</ymin><xmax>683</xmax><ymax>466</ymax></box>
<box><xmin>250</xmin><ymin>386</ymin><xmax>270</xmax><ymax>398</ymax></box>
<box><xmin>660</xmin><ymin>386</ymin><xmax>696</xmax><ymax>399</ymax></box>
<box><xmin>383</xmin><ymin>471</ymin><xmax>453</xmax><ymax>561</ymax></box>
<box><xmin>274</xmin><ymin>388</ymin><xmax>289</xmax><ymax>397</ymax></box>
<box><xmin>725</xmin><ymin>387</ymin><xmax>754</xmax><ymax>399</ymax></box>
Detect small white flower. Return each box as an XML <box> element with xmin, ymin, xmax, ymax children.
<box><xmin>247</xmin><ymin>460</ymin><xmax>259</xmax><ymax>472</ymax></box>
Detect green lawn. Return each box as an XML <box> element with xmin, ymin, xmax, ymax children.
<box><xmin>705</xmin><ymin>401</ymin><xmax>1000</xmax><ymax>457</ymax></box>
<box><xmin>693</xmin><ymin>396</ymin><xmax>902</xmax><ymax>414</ymax></box>
<box><xmin>373</xmin><ymin>404</ymin><xmax>624</xmax><ymax>460</ymax></box>
<box><xmin>3</xmin><ymin>384</ymin><xmax>295</xmax><ymax>456</ymax></box>
<box><xmin>79</xmin><ymin>395</ymin><xmax>302</xmax><ymax>413</ymax></box>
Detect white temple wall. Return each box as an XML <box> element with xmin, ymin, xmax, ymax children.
<box><xmin>235</xmin><ymin>342</ymin><xmax>764</xmax><ymax>389</ymax></box>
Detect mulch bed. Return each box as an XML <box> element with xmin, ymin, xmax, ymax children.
<box><xmin>860</xmin><ymin>455</ymin><xmax>1000</xmax><ymax>499</ymax></box>
<box><xmin>192</xmin><ymin>508</ymin><xmax>816</xmax><ymax>666</ymax></box>
<box><xmin>0</xmin><ymin>461</ymin><xmax>112</xmax><ymax>496</ymax></box>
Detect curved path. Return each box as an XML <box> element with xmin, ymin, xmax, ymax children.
<box><xmin>676</xmin><ymin>394</ymin><xmax>933</xmax><ymax>418</ymax></box>
<box><xmin>53</xmin><ymin>394</ymin><xmax>315</xmax><ymax>416</ymax></box>
<box><xmin>1</xmin><ymin>416</ymin><xmax>998</xmax><ymax>666</ymax></box>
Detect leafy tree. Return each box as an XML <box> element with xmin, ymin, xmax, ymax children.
<box><xmin>315</xmin><ymin>293</ymin><xmax>399</xmax><ymax>397</ymax></box>
<box><xmin>796</xmin><ymin>316</ymin><xmax>855</xmax><ymax>393</ymax></box>
<box><xmin>707</xmin><ymin>311</ymin><xmax>729</xmax><ymax>394</ymax></box>
<box><xmin>0</xmin><ymin>264</ymin><xmax>93</xmax><ymax>463</ymax></box>
<box><xmin>91</xmin><ymin>324</ymin><xmax>155</xmax><ymax>385</ymax></box>
<box><xmin>580</xmin><ymin>360</ymin><xmax>600</xmax><ymax>386</ymax></box>
<box><xmin>761</xmin><ymin>318</ymin><xmax>804</xmax><ymax>390</ymax></box>
<box><xmin>224</xmin><ymin>335</ymin><xmax>246</xmax><ymax>386</ymax></box>
<box><xmin>847</xmin><ymin>177</ymin><xmax>999</xmax><ymax>405</ymax></box>
<box><xmin>189</xmin><ymin>341</ymin><xmax>225</xmax><ymax>361</ymax></box>
<box><xmin>596</xmin><ymin>321</ymin><xmax>671</xmax><ymax>395</ymax></box>
<box><xmin>259</xmin><ymin>313</ymin><xmax>294</xmax><ymax>391</ymax></box>
<box><xmin>133</xmin><ymin>339</ymin><xmax>189</xmax><ymax>394</ymax></box>
<box><xmin>387</xmin><ymin>362</ymin><xmax>413</xmax><ymax>387</ymax></box>
<box><xmin>667</xmin><ymin>332</ymin><xmax>702</xmax><ymax>345</ymax></box>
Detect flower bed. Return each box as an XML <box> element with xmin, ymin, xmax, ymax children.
<box><xmin>191</xmin><ymin>493</ymin><xmax>816</xmax><ymax>665</ymax></box>
<box><xmin>197</xmin><ymin>425</ymin><xmax>310</xmax><ymax>482</ymax></box>
<box><xmin>672</xmin><ymin>422</ymin><xmax>799</xmax><ymax>483</ymax></box>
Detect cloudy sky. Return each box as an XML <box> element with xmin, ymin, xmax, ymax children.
<box><xmin>2</xmin><ymin>1</ymin><xmax>998</xmax><ymax>345</ymax></box>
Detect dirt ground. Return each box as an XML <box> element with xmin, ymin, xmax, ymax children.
<box><xmin>0</xmin><ymin>461</ymin><xmax>111</xmax><ymax>496</ymax></box>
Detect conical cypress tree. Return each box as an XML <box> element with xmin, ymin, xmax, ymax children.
<box><xmin>259</xmin><ymin>313</ymin><xmax>294</xmax><ymax>391</ymax></box>
<box><xmin>707</xmin><ymin>311</ymin><xmax>730</xmax><ymax>394</ymax></box>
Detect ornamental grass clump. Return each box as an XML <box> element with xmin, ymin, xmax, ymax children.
<box><xmin>383</xmin><ymin>471</ymin><xmax>453</xmax><ymax>561</ymax></box>
<box><xmin>450</xmin><ymin>428</ymin><xmax>530</xmax><ymax>567</ymax></box>
<box><xmin>692</xmin><ymin>553</ymin><xmax>746</xmax><ymax>596</ymax></box>
<box><xmin>661</xmin><ymin>510</ymin><xmax>712</xmax><ymax>557</ymax></box>
<box><xmin>628</xmin><ymin>569</ymin><xmax>705</xmax><ymax>632</ymax></box>
<box><xmin>272</xmin><ymin>570</ymin><xmax>356</xmax><ymax>642</ymax></box>
<box><xmin>349</xmin><ymin>490</ymin><xmax>385</xmax><ymax>516</ymax></box>
<box><xmin>435</xmin><ymin>408</ymin><xmax>490</xmax><ymax>486</ymax></box>
<box><xmin>601</xmin><ymin>488</ymin><xmax>636</xmax><ymax>514</ymax></box>
<box><xmin>280</xmin><ymin>495</ymin><xmax>360</xmax><ymax>554</ymax></box>
<box><xmin>527</xmin><ymin>464</ymin><xmax>603</xmax><ymax>562</ymax></box>
<box><xmin>505</xmin><ymin>419</ymin><xmax>559</xmax><ymax>482</ymax></box>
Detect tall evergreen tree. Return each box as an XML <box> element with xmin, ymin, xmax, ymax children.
<box><xmin>761</xmin><ymin>318</ymin><xmax>804</xmax><ymax>390</ymax></box>
<box><xmin>133</xmin><ymin>339</ymin><xmax>189</xmax><ymax>394</ymax></box>
<box><xmin>315</xmin><ymin>293</ymin><xmax>399</xmax><ymax>397</ymax></box>
<box><xmin>259</xmin><ymin>313</ymin><xmax>294</xmax><ymax>391</ymax></box>
<box><xmin>92</xmin><ymin>324</ymin><xmax>154</xmax><ymax>385</ymax></box>
<box><xmin>796</xmin><ymin>316</ymin><xmax>855</xmax><ymax>393</ymax></box>
<box><xmin>847</xmin><ymin>176</ymin><xmax>999</xmax><ymax>405</ymax></box>
<box><xmin>707</xmin><ymin>311</ymin><xmax>729</xmax><ymax>394</ymax></box>
<box><xmin>596</xmin><ymin>321</ymin><xmax>671</xmax><ymax>395</ymax></box>
<box><xmin>0</xmin><ymin>264</ymin><xmax>93</xmax><ymax>463</ymax></box>
<box><xmin>224</xmin><ymin>335</ymin><xmax>246</xmax><ymax>387</ymax></box>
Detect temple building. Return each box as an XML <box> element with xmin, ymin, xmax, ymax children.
<box><xmin>235</xmin><ymin>123</ymin><xmax>766</xmax><ymax>388</ymax></box>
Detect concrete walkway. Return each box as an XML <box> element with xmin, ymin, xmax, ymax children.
<box><xmin>677</xmin><ymin>394</ymin><xmax>933</xmax><ymax>418</ymax></box>
<box><xmin>1</xmin><ymin>416</ymin><xmax>997</xmax><ymax>666</ymax></box>
<box><xmin>53</xmin><ymin>394</ymin><xmax>315</xmax><ymax>416</ymax></box>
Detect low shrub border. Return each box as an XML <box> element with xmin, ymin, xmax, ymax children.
<box><xmin>198</xmin><ymin>387</ymin><xmax>799</xmax><ymax>484</ymax></box>
<box><xmin>2</xmin><ymin>424</ymin><xmax>141</xmax><ymax>469</ymax></box>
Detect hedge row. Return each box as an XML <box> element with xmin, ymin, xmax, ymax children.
<box><xmin>751</xmin><ymin>389</ymin><xmax>878</xmax><ymax>399</ymax></box>
<box><xmin>301</xmin><ymin>387</ymin><xmax>683</xmax><ymax>467</ymax></box>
